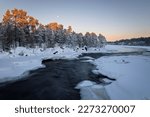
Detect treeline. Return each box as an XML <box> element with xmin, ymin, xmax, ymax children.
<box><xmin>109</xmin><ymin>37</ymin><xmax>150</xmax><ymax>46</ymax></box>
<box><xmin>0</xmin><ymin>8</ymin><xmax>106</xmax><ymax>51</ymax></box>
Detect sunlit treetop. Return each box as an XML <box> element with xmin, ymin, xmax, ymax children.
<box><xmin>3</xmin><ymin>8</ymin><xmax>39</xmax><ymax>32</ymax></box>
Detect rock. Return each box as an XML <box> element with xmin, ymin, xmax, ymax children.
<box><xmin>53</xmin><ymin>51</ymin><xmax>58</xmax><ymax>54</ymax></box>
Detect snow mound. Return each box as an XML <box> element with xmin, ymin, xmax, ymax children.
<box><xmin>75</xmin><ymin>80</ymin><xmax>96</xmax><ymax>88</ymax></box>
<box><xmin>75</xmin><ymin>80</ymin><xmax>110</xmax><ymax>100</ymax></box>
<box><xmin>80</xmin><ymin>56</ymin><xmax>95</xmax><ymax>60</ymax></box>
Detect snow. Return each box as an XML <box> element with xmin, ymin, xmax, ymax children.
<box><xmin>0</xmin><ymin>57</ymin><xmax>43</xmax><ymax>83</ymax></box>
<box><xmin>79</xmin><ymin>56</ymin><xmax>94</xmax><ymax>60</ymax></box>
<box><xmin>0</xmin><ymin>47</ymin><xmax>82</xmax><ymax>83</ymax></box>
<box><xmin>86</xmin><ymin>45</ymin><xmax>150</xmax><ymax>53</ymax></box>
<box><xmin>75</xmin><ymin>80</ymin><xmax>96</xmax><ymax>88</ymax></box>
<box><xmin>76</xmin><ymin>45</ymin><xmax>150</xmax><ymax>100</ymax></box>
<box><xmin>93</xmin><ymin>54</ymin><xmax>150</xmax><ymax>100</ymax></box>
<box><xmin>75</xmin><ymin>80</ymin><xmax>109</xmax><ymax>100</ymax></box>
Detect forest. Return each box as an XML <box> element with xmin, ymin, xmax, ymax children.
<box><xmin>0</xmin><ymin>8</ymin><xmax>106</xmax><ymax>51</ymax></box>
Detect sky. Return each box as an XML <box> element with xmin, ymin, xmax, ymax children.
<box><xmin>0</xmin><ymin>0</ymin><xmax>150</xmax><ymax>41</ymax></box>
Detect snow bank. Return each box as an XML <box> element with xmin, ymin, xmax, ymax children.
<box><xmin>0</xmin><ymin>56</ymin><xmax>43</xmax><ymax>83</ymax></box>
<box><xmin>0</xmin><ymin>47</ymin><xmax>83</xmax><ymax>83</ymax></box>
<box><xmin>93</xmin><ymin>55</ymin><xmax>150</xmax><ymax>99</ymax></box>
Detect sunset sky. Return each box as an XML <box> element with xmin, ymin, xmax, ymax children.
<box><xmin>0</xmin><ymin>0</ymin><xmax>150</xmax><ymax>41</ymax></box>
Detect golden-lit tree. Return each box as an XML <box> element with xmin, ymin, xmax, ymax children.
<box><xmin>46</xmin><ymin>22</ymin><xmax>58</xmax><ymax>30</ymax></box>
<box><xmin>58</xmin><ymin>24</ymin><xmax>63</xmax><ymax>30</ymax></box>
<box><xmin>67</xmin><ymin>26</ymin><xmax>72</xmax><ymax>33</ymax></box>
<box><xmin>13</xmin><ymin>9</ymin><xmax>28</xmax><ymax>27</ymax></box>
<box><xmin>28</xmin><ymin>16</ymin><xmax>39</xmax><ymax>32</ymax></box>
<box><xmin>3</xmin><ymin>10</ymin><xmax>12</xmax><ymax>24</ymax></box>
<box><xmin>46</xmin><ymin>22</ymin><xmax>64</xmax><ymax>31</ymax></box>
<box><xmin>2</xmin><ymin>8</ymin><xmax>39</xmax><ymax>31</ymax></box>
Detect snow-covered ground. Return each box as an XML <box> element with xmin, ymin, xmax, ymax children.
<box><xmin>77</xmin><ymin>45</ymin><xmax>150</xmax><ymax>100</ymax></box>
<box><xmin>93</xmin><ymin>55</ymin><xmax>150</xmax><ymax>100</ymax></box>
<box><xmin>0</xmin><ymin>47</ymin><xmax>82</xmax><ymax>82</ymax></box>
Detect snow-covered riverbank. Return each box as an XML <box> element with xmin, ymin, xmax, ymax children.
<box><xmin>93</xmin><ymin>55</ymin><xmax>150</xmax><ymax>100</ymax></box>
<box><xmin>76</xmin><ymin>45</ymin><xmax>150</xmax><ymax>100</ymax></box>
<box><xmin>0</xmin><ymin>47</ymin><xmax>83</xmax><ymax>82</ymax></box>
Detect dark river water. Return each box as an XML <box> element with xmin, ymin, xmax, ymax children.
<box><xmin>0</xmin><ymin>50</ymin><xmax>147</xmax><ymax>100</ymax></box>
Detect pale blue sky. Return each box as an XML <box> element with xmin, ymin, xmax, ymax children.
<box><xmin>0</xmin><ymin>0</ymin><xmax>150</xmax><ymax>41</ymax></box>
